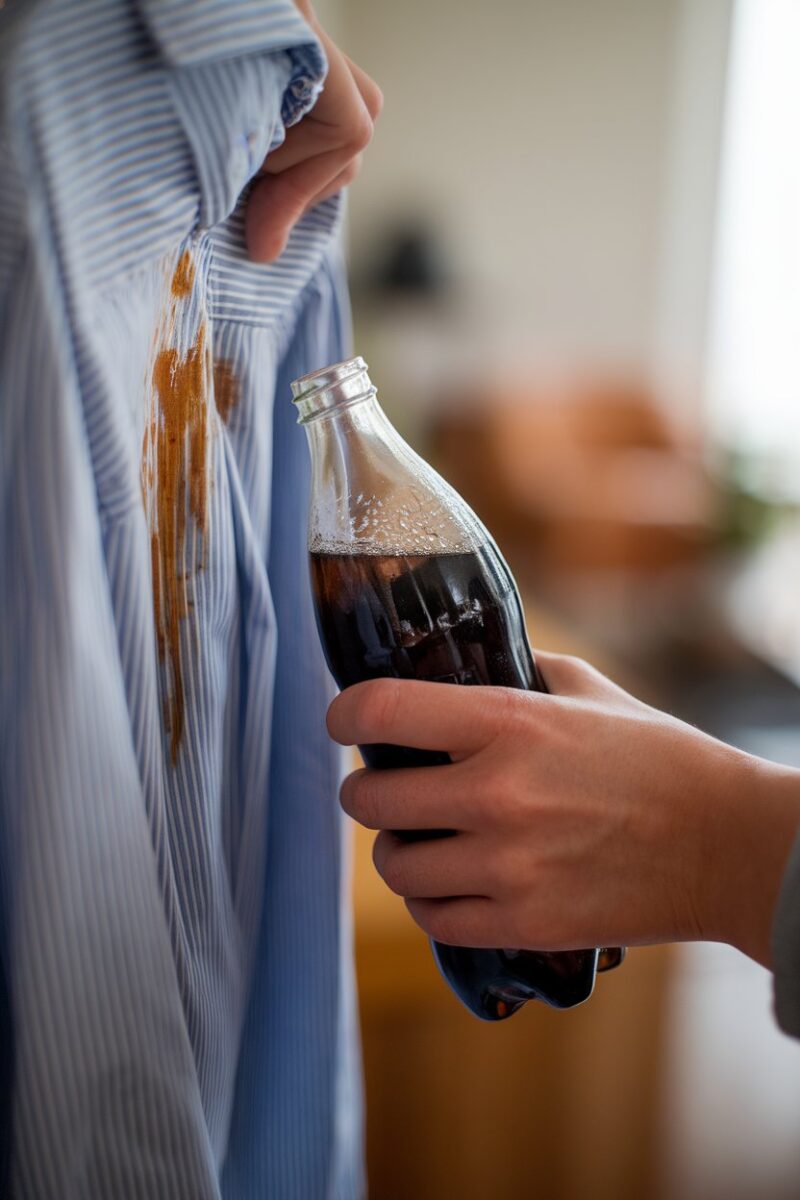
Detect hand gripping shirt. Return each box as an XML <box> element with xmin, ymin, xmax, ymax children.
<box><xmin>0</xmin><ymin>2</ymin><xmax>363</xmax><ymax>1196</ymax></box>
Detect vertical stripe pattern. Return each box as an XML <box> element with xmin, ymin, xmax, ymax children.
<box><xmin>0</xmin><ymin>1</ymin><xmax>362</xmax><ymax>1196</ymax></box>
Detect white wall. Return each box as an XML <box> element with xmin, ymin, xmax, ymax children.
<box><xmin>310</xmin><ymin>0</ymin><xmax>341</xmax><ymax>42</ymax></box>
<box><xmin>654</xmin><ymin>0</ymin><xmax>733</xmax><ymax>413</ymax></box>
<box><xmin>341</xmin><ymin>0</ymin><xmax>731</xmax><ymax>401</ymax></box>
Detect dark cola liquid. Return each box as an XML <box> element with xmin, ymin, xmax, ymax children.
<box><xmin>311</xmin><ymin>547</ymin><xmax>598</xmax><ymax>1020</ymax></box>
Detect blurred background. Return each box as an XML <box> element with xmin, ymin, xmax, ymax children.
<box><xmin>320</xmin><ymin>0</ymin><xmax>800</xmax><ymax>1196</ymax></box>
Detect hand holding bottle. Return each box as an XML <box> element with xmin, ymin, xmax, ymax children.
<box><xmin>328</xmin><ymin>652</ymin><xmax>800</xmax><ymax>969</ymax></box>
<box><xmin>292</xmin><ymin>357</ymin><xmax>605</xmax><ymax>1018</ymax></box>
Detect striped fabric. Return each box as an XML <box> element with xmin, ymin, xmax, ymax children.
<box><xmin>0</xmin><ymin>2</ymin><xmax>363</xmax><ymax>1197</ymax></box>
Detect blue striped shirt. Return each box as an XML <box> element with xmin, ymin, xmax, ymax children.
<box><xmin>0</xmin><ymin>2</ymin><xmax>362</xmax><ymax>1195</ymax></box>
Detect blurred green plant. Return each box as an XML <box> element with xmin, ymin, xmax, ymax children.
<box><xmin>715</xmin><ymin>448</ymin><xmax>796</xmax><ymax>549</ymax></box>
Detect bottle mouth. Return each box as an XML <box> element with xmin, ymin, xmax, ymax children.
<box><xmin>291</xmin><ymin>356</ymin><xmax>376</xmax><ymax>424</ymax></box>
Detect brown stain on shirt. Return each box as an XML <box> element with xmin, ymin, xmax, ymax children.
<box><xmin>171</xmin><ymin>248</ymin><xmax>195</xmax><ymax>299</ymax></box>
<box><xmin>213</xmin><ymin>359</ymin><xmax>240</xmax><ymax>425</ymax></box>
<box><xmin>141</xmin><ymin>248</ymin><xmax>210</xmax><ymax>763</ymax></box>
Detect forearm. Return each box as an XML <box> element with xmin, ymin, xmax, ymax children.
<box><xmin>703</xmin><ymin>753</ymin><xmax>800</xmax><ymax>967</ymax></box>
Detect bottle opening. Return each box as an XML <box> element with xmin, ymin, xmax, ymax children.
<box><xmin>291</xmin><ymin>356</ymin><xmax>376</xmax><ymax>424</ymax></box>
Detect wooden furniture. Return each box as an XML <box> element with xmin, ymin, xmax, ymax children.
<box><xmin>432</xmin><ymin>384</ymin><xmax>716</xmax><ymax>580</ymax></box>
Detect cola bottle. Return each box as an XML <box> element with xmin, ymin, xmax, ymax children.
<box><xmin>292</xmin><ymin>357</ymin><xmax>623</xmax><ymax>1020</ymax></box>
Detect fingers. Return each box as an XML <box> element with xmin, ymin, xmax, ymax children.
<box><xmin>340</xmin><ymin>762</ymin><xmax>476</xmax><ymax>831</ymax></box>
<box><xmin>372</xmin><ymin>829</ymin><xmax>488</xmax><ymax>901</ymax></box>
<box><xmin>405</xmin><ymin>896</ymin><xmax>500</xmax><ymax>947</ymax></box>
<box><xmin>261</xmin><ymin>90</ymin><xmax>370</xmax><ymax>175</ymax></box>
<box><xmin>327</xmin><ymin>678</ymin><xmax>523</xmax><ymax>757</ymax></box>
<box><xmin>304</xmin><ymin>155</ymin><xmax>362</xmax><ymax>211</ymax></box>
<box><xmin>343</xmin><ymin>54</ymin><xmax>383</xmax><ymax>120</ymax></box>
<box><xmin>263</xmin><ymin>55</ymin><xmax>379</xmax><ymax>176</ymax></box>
<box><xmin>246</xmin><ymin>147</ymin><xmax>355</xmax><ymax>261</ymax></box>
<box><xmin>246</xmin><ymin>33</ymin><xmax>380</xmax><ymax>262</ymax></box>
<box><xmin>261</xmin><ymin>119</ymin><xmax>339</xmax><ymax>176</ymax></box>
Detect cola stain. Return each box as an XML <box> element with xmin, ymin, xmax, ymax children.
<box><xmin>171</xmin><ymin>247</ymin><xmax>195</xmax><ymax>298</ymax></box>
<box><xmin>141</xmin><ymin>248</ymin><xmax>210</xmax><ymax>763</ymax></box>
<box><xmin>213</xmin><ymin>359</ymin><xmax>239</xmax><ymax>425</ymax></box>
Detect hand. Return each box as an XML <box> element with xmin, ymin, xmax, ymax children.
<box><xmin>246</xmin><ymin>2</ymin><xmax>382</xmax><ymax>262</ymax></box>
<box><xmin>327</xmin><ymin>654</ymin><xmax>800</xmax><ymax>967</ymax></box>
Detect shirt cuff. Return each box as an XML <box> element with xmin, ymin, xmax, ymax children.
<box><xmin>138</xmin><ymin>0</ymin><xmax>328</xmax><ymax>127</ymax></box>
<box><xmin>137</xmin><ymin>1</ymin><xmax>328</xmax><ymax>228</ymax></box>
<box><xmin>137</xmin><ymin>0</ymin><xmax>325</xmax><ymax>74</ymax></box>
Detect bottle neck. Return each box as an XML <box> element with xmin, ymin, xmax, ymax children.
<box><xmin>300</xmin><ymin>386</ymin><xmax>411</xmax><ymax>535</ymax></box>
<box><xmin>291</xmin><ymin>355</ymin><xmax>491</xmax><ymax>558</ymax></box>
<box><xmin>293</xmin><ymin>357</ymin><xmax>416</xmax><ymax>540</ymax></box>
<box><xmin>291</xmin><ymin>356</ymin><xmax>376</xmax><ymax>425</ymax></box>
<box><xmin>302</xmin><ymin>390</ymin><xmax>400</xmax><ymax>453</ymax></box>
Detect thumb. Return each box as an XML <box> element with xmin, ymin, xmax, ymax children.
<box><xmin>534</xmin><ymin>650</ymin><xmax>612</xmax><ymax>699</ymax></box>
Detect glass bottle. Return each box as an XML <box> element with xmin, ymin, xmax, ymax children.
<box><xmin>292</xmin><ymin>357</ymin><xmax>623</xmax><ymax>1020</ymax></box>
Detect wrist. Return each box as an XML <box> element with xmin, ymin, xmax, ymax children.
<box><xmin>702</xmin><ymin>748</ymin><xmax>800</xmax><ymax>966</ymax></box>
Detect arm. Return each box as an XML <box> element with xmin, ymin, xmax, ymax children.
<box><xmin>326</xmin><ymin>654</ymin><xmax>800</xmax><ymax>973</ymax></box>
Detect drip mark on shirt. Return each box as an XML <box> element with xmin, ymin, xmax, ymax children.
<box><xmin>171</xmin><ymin>248</ymin><xmax>195</xmax><ymax>298</ymax></box>
<box><xmin>213</xmin><ymin>359</ymin><xmax>240</xmax><ymax>425</ymax></box>
<box><xmin>141</xmin><ymin>248</ymin><xmax>210</xmax><ymax>763</ymax></box>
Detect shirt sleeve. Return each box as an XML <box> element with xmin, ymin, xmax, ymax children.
<box><xmin>771</xmin><ymin>827</ymin><xmax>800</xmax><ymax>1037</ymax></box>
<box><xmin>0</xmin><ymin>2</ymin><xmax>335</xmax><ymax>1195</ymax></box>
<box><xmin>137</xmin><ymin>0</ymin><xmax>328</xmax><ymax>229</ymax></box>
<box><xmin>0</xmin><ymin>227</ymin><xmax>224</xmax><ymax>1200</ymax></box>
<box><xmin>137</xmin><ymin>0</ymin><xmax>325</xmax><ymax>80</ymax></box>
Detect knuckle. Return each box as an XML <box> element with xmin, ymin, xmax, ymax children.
<box><xmin>476</xmin><ymin>754</ymin><xmax>534</xmax><ymax>832</ymax></box>
<box><xmin>357</xmin><ymin>677</ymin><xmax>400</xmax><ymax>742</ymax></box>
<box><xmin>459</xmin><ymin>768</ymin><xmax>495</xmax><ymax>828</ymax></box>
<box><xmin>404</xmin><ymin>897</ymin><xmax>428</xmax><ymax>933</ymax></box>
<box><xmin>338</xmin><ymin>771</ymin><xmax>357</xmax><ymax>814</ymax></box>
<box><xmin>348</xmin><ymin>109</ymin><xmax>374</xmax><ymax>154</ymax></box>
<box><xmin>365</xmin><ymin>80</ymin><xmax>383</xmax><ymax>119</ymax></box>
<box><xmin>479</xmin><ymin>749</ymin><xmax>526</xmax><ymax>820</ymax></box>
<box><xmin>490</xmin><ymin>687</ymin><xmax>530</xmax><ymax>735</ymax></box>
<box><xmin>373</xmin><ymin>837</ymin><xmax>405</xmax><ymax>895</ymax></box>
<box><xmin>341</xmin><ymin>157</ymin><xmax>361</xmax><ymax>186</ymax></box>
<box><xmin>493</xmin><ymin>843</ymin><xmax>528</xmax><ymax>897</ymax></box>
<box><xmin>340</xmin><ymin>769</ymin><xmax>376</xmax><ymax>826</ymax></box>
<box><xmin>371</xmin><ymin>830</ymin><xmax>387</xmax><ymax>873</ymax></box>
<box><xmin>382</xmin><ymin>864</ymin><xmax>407</xmax><ymax>898</ymax></box>
<box><xmin>564</xmin><ymin>654</ymin><xmax>592</xmax><ymax>678</ymax></box>
<box><xmin>273</xmin><ymin>170</ymin><xmax>307</xmax><ymax>211</ymax></box>
<box><xmin>556</xmin><ymin>654</ymin><xmax>601</xmax><ymax>692</ymax></box>
<box><xmin>407</xmin><ymin>899</ymin><xmax>450</xmax><ymax>942</ymax></box>
<box><xmin>425</xmin><ymin>911</ymin><xmax>452</xmax><ymax>942</ymax></box>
